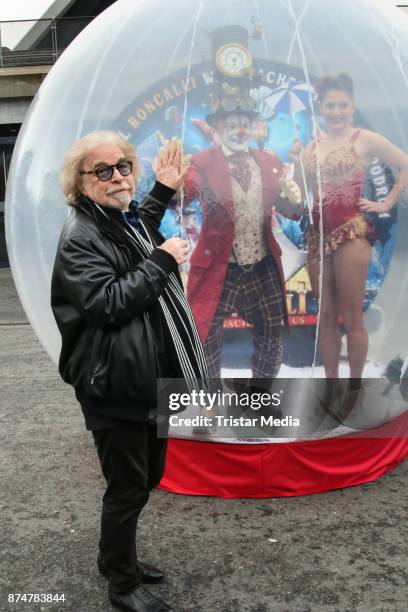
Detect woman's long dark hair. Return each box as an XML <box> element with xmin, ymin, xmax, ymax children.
<box><xmin>317</xmin><ymin>73</ymin><xmax>354</xmax><ymax>102</ymax></box>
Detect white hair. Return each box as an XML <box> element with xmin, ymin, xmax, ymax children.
<box><xmin>60</xmin><ymin>131</ymin><xmax>140</xmax><ymax>206</ymax></box>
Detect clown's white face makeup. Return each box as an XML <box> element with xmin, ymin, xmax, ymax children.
<box><xmin>218</xmin><ymin>114</ymin><xmax>253</xmax><ymax>152</ymax></box>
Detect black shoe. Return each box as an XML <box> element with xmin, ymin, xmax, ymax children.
<box><xmin>109</xmin><ymin>585</ymin><xmax>171</xmax><ymax>612</ymax></box>
<box><xmin>98</xmin><ymin>555</ymin><xmax>164</xmax><ymax>583</ymax></box>
<box><xmin>138</xmin><ymin>562</ymin><xmax>164</xmax><ymax>584</ymax></box>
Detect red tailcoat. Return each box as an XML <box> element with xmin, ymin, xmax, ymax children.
<box><xmin>184</xmin><ymin>147</ymin><xmax>288</xmax><ymax>343</ymax></box>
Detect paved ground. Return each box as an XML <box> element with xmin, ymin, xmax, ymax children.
<box><xmin>1</xmin><ymin>268</ymin><xmax>407</xmax><ymax>612</ymax></box>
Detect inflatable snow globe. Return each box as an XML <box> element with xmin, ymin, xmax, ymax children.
<box><xmin>6</xmin><ymin>0</ymin><xmax>408</xmax><ymax>496</ymax></box>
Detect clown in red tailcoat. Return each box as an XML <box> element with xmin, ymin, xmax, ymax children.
<box><xmin>183</xmin><ymin>110</ymin><xmax>302</xmax><ymax>380</ymax></box>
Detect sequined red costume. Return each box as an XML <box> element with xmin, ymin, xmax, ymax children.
<box><xmin>306</xmin><ymin>129</ymin><xmax>376</xmax><ymax>259</ymax></box>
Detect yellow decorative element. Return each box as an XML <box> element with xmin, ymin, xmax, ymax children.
<box><xmin>307</xmin><ymin>143</ymin><xmax>366</xmax><ymax>188</ymax></box>
<box><xmin>306</xmin><ymin>214</ymin><xmax>370</xmax><ymax>261</ymax></box>
<box><xmin>222</xmin><ymin>83</ymin><xmax>241</xmax><ymax>96</ymax></box>
<box><xmin>252</xmin><ymin>121</ymin><xmax>268</xmax><ymax>145</ymax></box>
<box><xmin>209</xmin><ymin>93</ymin><xmax>220</xmax><ymax>114</ymax></box>
<box><xmin>286</xmin><ymin>267</ymin><xmax>312</xmax><ymax>292</ymax></box>
<box><xmin>215</xmin><ymin>43</ymin><xmax>253</xmax><ymax>77</ymax></box>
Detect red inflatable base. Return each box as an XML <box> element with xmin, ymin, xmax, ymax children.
<box><xmin>159</xmin><ymin>412</ymin><xmax>408</xmax><ymax>498</ymax></box>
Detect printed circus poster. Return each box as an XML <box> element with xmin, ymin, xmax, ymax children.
<box><xmin>114</xmin><ymin>60</ymin><xmax>397</xmax><ymax>330</ymax></box>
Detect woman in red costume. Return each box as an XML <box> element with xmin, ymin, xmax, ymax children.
<box><xmin>291</xmin><ymin>73</ymin><xmax>408</xmax><ymax>404</ymax></box>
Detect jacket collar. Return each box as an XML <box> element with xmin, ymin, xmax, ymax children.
<box><xmin>77</xmin><ymin>195</ymin><xmax>138</xmax><ymax>219</ymax></box>
<box><xmin>76</xmin><ymin>195</ymin><xmax>135</xmax><ymax>246</ymax></box>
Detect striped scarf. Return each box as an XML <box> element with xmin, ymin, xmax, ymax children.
<box><xmin>91</xmin><ymin>201</ymin><xmax>209</xmax><ymax>393</ymax></box>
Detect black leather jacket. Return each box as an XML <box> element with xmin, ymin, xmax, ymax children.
<box><xmin>51</xmin><ymin>182</ymin><xmax>180</xmax><ymax>415</ymax></box>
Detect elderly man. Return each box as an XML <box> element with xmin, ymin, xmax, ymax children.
<box><xmin>51</xmin><ymin>132</ymin><xmax>207</xmax><ymax>612</ymax></box>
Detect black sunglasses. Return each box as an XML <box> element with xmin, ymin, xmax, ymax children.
<box><xmin>79</xmin><ymin>160</ymin><xmax>133</xmax><ymax>182</ymax></box>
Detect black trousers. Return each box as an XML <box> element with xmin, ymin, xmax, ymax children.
<box><xmin>92</xmin><ymin>422</ymin><xmax>167</xmax><ymax>595</ymax></box>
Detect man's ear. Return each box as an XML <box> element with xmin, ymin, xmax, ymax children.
<box><xmin>77</xmin><ymin>180</ymin><xmax>87</xmax><ymax>198</ymax></box>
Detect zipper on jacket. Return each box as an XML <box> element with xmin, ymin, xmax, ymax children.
<box><xmin>145</xmin><ymin>312</ymin><xmax>159</xmax><ymax>376</ymax></box>
<box><xmin>118</xmin><ymin>243</ymin><xmax>133</xmax><ymax>264</ymax></box>
<box><xmin>89</xmin><ymin>358</ymin><xmax>102</xmax><ymax>385</ymax></box>
<box><xmin>145</xmin><ymin>312</ymin><xmax>159</xmax><ymax>404</ymax></box>
<box><xmin>103</xmin><ymin>229</ymin><xmax>134</xmax><ymax>266</ymax></box>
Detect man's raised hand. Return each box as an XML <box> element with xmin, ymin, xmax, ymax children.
<box><xmin>153</xmin><ymin>137</ymin><xmax>190</xmax><ymax>191</ymax></box>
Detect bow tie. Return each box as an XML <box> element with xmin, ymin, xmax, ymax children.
<box><xmin>227</xmin><ymin>153</ymin><xmax>252</xmax><ymax>192</ymax></box>
<box><xmin>227</xmin><ymin>151</ymin><xmax>249</xmax><ymax>161</ymax></box>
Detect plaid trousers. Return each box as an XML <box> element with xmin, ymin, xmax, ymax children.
<box><xmin>204</xmin><ymin>253</ymin><xmax>284</xmax><ymax>378</ymax></box>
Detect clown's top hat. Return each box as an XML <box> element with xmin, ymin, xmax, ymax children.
<box><xmin>206</xmin><ymin>25</ymin><xmax>260</xmax><ymax>125</ymax></box>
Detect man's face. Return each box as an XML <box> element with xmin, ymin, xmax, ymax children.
<box><xmin>218</xmin><ymin>114</ymin><xmax>253</xmax><ymax>152</ymax></box>
<box><xmin>79</xmin><ymin>143</ymin><xmax>135</xmax><ymax>210</ymax></box>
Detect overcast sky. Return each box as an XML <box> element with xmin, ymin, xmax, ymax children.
<box><xmin>0</xmin><ymin>0</ymin><xmax>71</xmax><ymax>48</ymax></box>
<box><xmin>0</xmin><ymin>0</ymin><xmax>406</xmax><ymax>21</ymax></box>
<box><xmin>0</xmin><ymin>0</ymin><xmax>406</xmax><ymax>20</ymax></box>
<box><xmin>0</xmin><ymin>0</ymin><xmax>406</xmax><ymax>48</ymax></box>
<box><xmin>0</xmin><ymin>0</ymin><xmax>56</xmax><ymax>21</ymax></box>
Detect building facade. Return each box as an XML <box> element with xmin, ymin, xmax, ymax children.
<box><xmin>0</xmin><ymin>0</ymin><xmax>115</xmax><ymax>265</ymax></box>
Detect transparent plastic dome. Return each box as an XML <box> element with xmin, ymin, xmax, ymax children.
<box><xmin>5</xmin><ymin>0</ymin><xmax>408</xmax><ymax>438</ymax></box>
